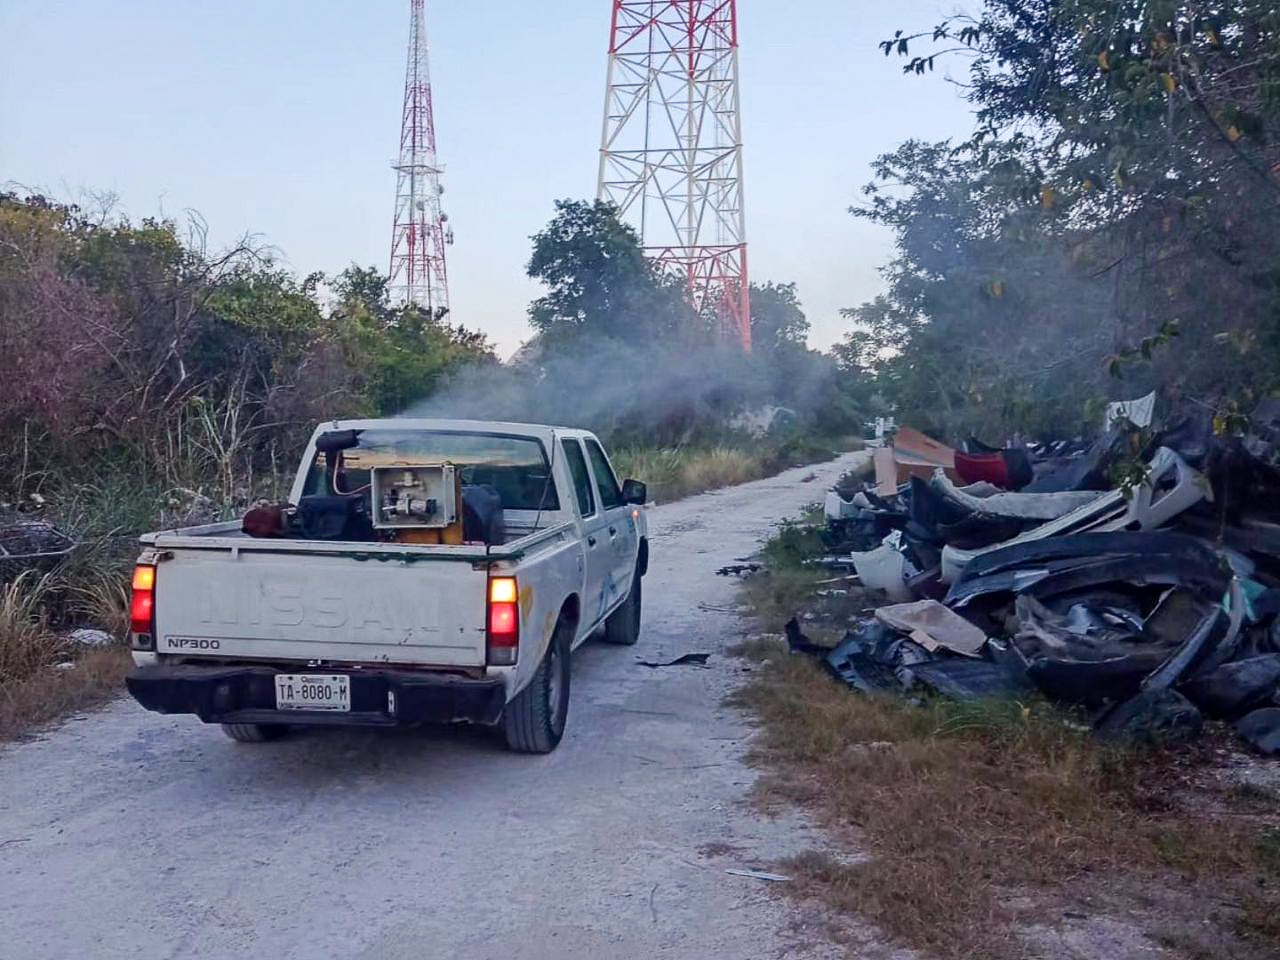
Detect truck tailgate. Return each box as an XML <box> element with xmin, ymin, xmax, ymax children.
<box><xmin>153</xmin><ymin>550</ymin><xmax>488</xmax><ymax>667</ymax></box>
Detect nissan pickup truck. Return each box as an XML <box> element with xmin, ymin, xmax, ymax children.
<box><xmin>125</xmin><ymin>418</ymin><xmax>649</xmax><ymax>753</ymax></box>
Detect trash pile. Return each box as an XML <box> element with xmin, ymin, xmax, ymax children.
<box><xmin>0</xmin><ymin>519</ymin><xmax>77</xmax><ymax>581</ymax></box>
<box><xmin>800</xmin><ymin>396</ymin><xmax>1280</xmax><ymax>753</ymax></box>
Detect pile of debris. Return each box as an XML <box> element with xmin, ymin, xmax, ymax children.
<box><xmin>799</xmin><ymin>396</ymin><xmax>1280</xmax><ymax>753</ymax></box>
<box><xmin>0</xmin><ymin>519</ymin><xmax>76</xmax><ymax>582</ymax></box>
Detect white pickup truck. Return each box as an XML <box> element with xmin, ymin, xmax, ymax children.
<box><xmin>125</xmin><ymin>418</ymin><xmax>649</xmax><ymax>753</ymax></box>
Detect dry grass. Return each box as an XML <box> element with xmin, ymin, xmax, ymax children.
<box><xmin>0</xmin><ymin>563</ymin><xmax>132</xmax><ymax>743</ymax></box>
<box><xmin>732</xmin><ymin>647</ymin><xmax>1280</xmax><ymax>959</ymax></box>
<box><xmin>731</xmin><ymin>548</ymin><xmax>1280</xmax><ymax>959</ymax></box>
<box><xmin>611</xmin><ymin>445</ymin><xmax>768</xmax><ymax>502</ymax></box>
<box><xmin>0</xmin><ymin>645</ymin><xmax>132</xmax><ymax>742</ymax></box>
<box><xmin>741</xmin><ymin>567</ymin><xmax>830</xmax><ymax>632</ymax></box>
<box><xmin>66</xmin><ymin>565</ymin><xmax>131</xmax><ymax>640</ymax></box>
<box><xmin>611</xmin><ymin>436</ymin><xmax>852</xmax><ymax>503</ymax></box>
<box><xmin>674</xmin><ymin>447</ymin><xmax>765</xmax><ymax>495</ymax></box>
<box><xmin>0</xmin><ymin>573</ymin><xmax>64</xmax><ymax>686</ymax></box>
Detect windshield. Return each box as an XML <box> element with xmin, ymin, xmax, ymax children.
<box><xmin>304</xmin><ymin>430</ymin><xmax>559</xmax><ymax>511</ymax></box>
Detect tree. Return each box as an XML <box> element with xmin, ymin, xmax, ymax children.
<box><xmin>0</xmin><ymin>194</ymin><xmax>111</xmax><ymax>457</ymax></box>
<box><xmin>331</xmin><ymin>265</ymin><xmax>496</xmax><ymax>416</ymax></box>
<box><xmin>0</xmin><ymin>190</ymin><xmax>495</xmax><ymax>501</ymax></box>
<box><xmin>526</xmin><ymin>200</ymin><xmax>703</xmax><ymax>344</ymax></box>
<box><xmin>846</xmin><ymin>1</ymin><xmax>1280</xmax><ymax>437</ymax></box>
<box><xmin>749</xmin><ymin>281</ymin><xmax>810</xmax><ymax>360</ymax></box>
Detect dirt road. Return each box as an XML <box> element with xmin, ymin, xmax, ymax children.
<box><xmin>0</xmin><ymin>453</ymin><xmax>866</xmax><ymax>960</ymax></box>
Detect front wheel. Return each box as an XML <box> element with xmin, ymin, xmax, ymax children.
<box><xmin>603</xmin><ymin>573</ymin><xmax>642</xmax><ymax>646</ymax></box>
<box><xmin>502</xmin><ymin>618</ymin><xmax>572</xmax><ymax>753</ymax></box>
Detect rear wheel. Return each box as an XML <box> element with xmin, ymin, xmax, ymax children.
<box><xmin>603</xmin><ymin>573</ymin><xmax>642</xmax><ymax>646</ymax></box>
<box><xmin>221</xmin><ymin>722</ymin><xmax>288</xmax><ymax>743</ymax></box>
<box><xmin>503</xmin><ymin>618</ymin><xmax>572</xmax><ymax>753</ymax></box>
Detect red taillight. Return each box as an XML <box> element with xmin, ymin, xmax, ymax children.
<box><xmin>487</xmin><ymin>576</ymin><xmax>519</xmax><ymax>666</ymax></box>
<box><xmin>489</xmin><ymin>603</ymin><xmax>517</xmax><ymax>636</ymax></box>
<box><xmin>130</xmin><ymin>564</ymin><xmax>156</xmax><ymax>636</ymax></box>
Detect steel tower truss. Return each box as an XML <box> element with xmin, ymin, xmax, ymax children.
<box><xmin>390</xmin><ymin>0</ymin><xmax>451</xmax><ymax>317</ymax></box>
<box><xmin>598</xmin><ymin>0</ymin><xmax>751</xmax><ymax>350</ymax></box>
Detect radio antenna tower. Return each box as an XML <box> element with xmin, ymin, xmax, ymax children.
<box><xmin>390</xmin><ymin>0</ymin><xmax>452</xmax><ymax>318</ymax></box>
<box><xmin>598</xmin><ymin>0</ymin><xmax>751</xmax><ymax>350</ymax></box>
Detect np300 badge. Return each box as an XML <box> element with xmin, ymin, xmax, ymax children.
<box><xmin>167</xmin><ymin>637</ymin><xmax>221</xmax><ymax>650</ymax></box>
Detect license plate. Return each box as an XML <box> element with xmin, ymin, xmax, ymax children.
<box><xmin>274</xmin><ymin>674</ymin><xmax>350</xmax><ymax>712</ymax></box>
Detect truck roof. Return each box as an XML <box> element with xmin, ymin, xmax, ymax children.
<box><xmin>314</xmin><ymin>418</ymin><xmax>595</xmax><ymax>443</ymax></box>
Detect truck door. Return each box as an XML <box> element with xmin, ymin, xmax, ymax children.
<box><xmin>583</xmin><ymin>437</ymin><xmax>640</xmax><ymax>618</ymax></box>
<box><xmin>561</xmin><ymin>438</ymin><xmax>610</xmax><ymax>630</ymax></box>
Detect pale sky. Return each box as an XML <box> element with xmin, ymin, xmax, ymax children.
<box><xmin>0</xmin><ymin>1</ymin><xmax>975</xmax><ymax>357</ymax></box>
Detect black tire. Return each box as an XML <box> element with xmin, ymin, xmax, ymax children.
<box><xmin>603</xmin><ymin>573</ymin><xmax>642</xmax><ymax>646</ymax></box>
<box><xmin>503</xmin><ymin>617</ymin><xmax>572</xmax><ymax>754</ymax></box>
<box><xmin>221</xmin><ymin>722</ymin><xmax>288</xmax><ymax>743</ymax></box>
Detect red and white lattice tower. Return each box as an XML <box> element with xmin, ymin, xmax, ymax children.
<box><xmin>390</xmin><ymin>0</ymin><xmax>452</xmax><ymax>317</ymax></box>
<box><xmin>598</xmin><ymin>1</ymin><xmax>751</xmax><ymax>350</ymax></box>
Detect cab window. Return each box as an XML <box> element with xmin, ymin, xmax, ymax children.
<box><xmin>561</xmin><ymin>439</ymin><xmax>596</xmax><ymax>518</ymax></box>
<box><xmin>584</xmin><ymin>439</ymin><xmax>623</xmax><ymax>510</ymax></box>
<box><xmin>305</xmin><ymin>430</ymin><xmax>559</xmax><ymax>511</ymax></box>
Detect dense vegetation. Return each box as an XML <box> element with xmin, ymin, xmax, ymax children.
<box><xmin>839</xmin><ymin>0</ymin><xmax>1280</xmax><ymax>440</ymax></box>
<box><xmin>0</xmin><ymin>192</ymin><xmax>495</xmax><ymax>509</ymax></box>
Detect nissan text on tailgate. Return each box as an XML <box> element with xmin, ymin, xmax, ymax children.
<box><xmin>125</xmin><ymin>419</ymin><xmax>649</xmax><ymax>753</ymax></box>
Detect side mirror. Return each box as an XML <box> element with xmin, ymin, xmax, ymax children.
<box><xmin>621</xmin><ymin>478</ymin><xmax>647</xmax><ymax>505</ymax></box>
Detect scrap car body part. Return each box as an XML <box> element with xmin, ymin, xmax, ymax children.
<box><xmin>0</xmin><ymin>520</ymin><xmax>77</xmax><ymax>580</ymax></box>
<box><xmin>929</xmin><ymin>471</ymin><xmax>1104</xmax><ymax>521</ymax></box>
<box><xmin>897</xmin><ymin>658</ymin><xmax>1034</xmax><ymax>701</ymax></box>
<box><xmin>823</xmin><ymin>621</ymin><xmax>931</xmax><ymax>694</ymax></box>
<box><xmin>1095</xmin><ymin>689</ymin><xmax>1203</xmax><ymax>747</ymax></box>
<box><xmin>844</xmin><ymin>539</ymin><xmax>914</xmax><ymax>603</ymax></box>
<box><xmin>950</xmin><ymin>530</ymin><xmax>1222</xmax><ymax>587</ymax></box>
<box><xmin>941</xmin><ymin>448</ymin><xmax>1207</xmax><ymax>584</ymax></box>
<box><xmin>1180</xmin><ymin>654</ymin><xmax>1280</xmax><ymax>719</ymax></box>
<box><xmin>944</xmin><ymin>531</ymin><xmax>1230</xmax><ymax>611</ymax></box>
<box><xmin>1234</xmin><ymin>708</ymin><xmax>1280</xmax><ymax>755</ymax></box>
<box><xmin>637</xmin><ymin>653</ymin><xmax>711</xmax><ymax>668</ymax></box>
<box><xmin>874</xmin><ymin>599</ymin><xmax>987</xmax><ymax>657</ymax></box>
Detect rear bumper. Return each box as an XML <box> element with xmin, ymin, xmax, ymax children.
<box><xmin>126</xmin><ymin>664</ymin><xmax>506</xmax><ymax>727</ymax></box>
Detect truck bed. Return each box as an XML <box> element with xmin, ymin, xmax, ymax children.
<box><xmin>142</xmin><ymin>518</ymin><xmax>573</xmax><ymax>558</ymax></box>
<box><xmin>141</xmin><ymin>520</ymin><xmax>575</xmax><ymax>669</ymax></box>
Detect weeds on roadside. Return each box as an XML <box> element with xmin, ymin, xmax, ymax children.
<box><xmin>610</xmin><ymin>446</ymin><xmax>767</xmax><ymax>502</ymax></box>
<box><xmin>0</xmin><ymin>572</ymin><xmax>63</xmax><ymax>686</ymax></box>
<box><xmin>66</xmin><ymin>565</ymin><xmax>131</xmax><ymax>640</ymax></box>
<box><xmin>740</xmin><ymin>567</ymin><xmax>828</xmax><ymax>633</ymax></box>
<box><xmin>0</xmin><ymin>528</ymin><xmax>135</xmax><ymax>742</ymax></box>
<box><xmin>761</xmin><ymin>518</ymin><xmax>826</xmax><ymax>570</ymax></box>
<box><xmin>610</xmin><ymin>435</ymin><xmax>846</xmax><ymax>504</ymax></box>
<box><xmin>0</xmin><ymin>645</ymin><xmax>132</xmax><ymax>742</ymax></box>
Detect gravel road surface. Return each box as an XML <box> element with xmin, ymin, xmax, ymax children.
<box><xmin>0</xmin><ymin>452</ymin><xmax>866</xmax><ymax>960</ymax></box>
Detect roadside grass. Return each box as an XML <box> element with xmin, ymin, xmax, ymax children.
<box><xmin>0</xmin><ymin>568</ymin><xmax>133</xmax><ymax>742</ymax></box>
<box><xmin>611</xmin><ymin>446</ymin><xmax>764</xmax><ymax>502</ymax></box>
<box><xmin>731</xmin><ymin>519</ymin><xmax>1280</xmax><ymax>960</ymax></box>
<box><xmin>0</xmin><ymin>646</ymin><xmax>132</xmax><ymax>742</ymax></box>
<box><xmin>611</xmin><ymin>435</ymin><xmax>857</xmax><ymax>503</ymax></box>
<box><xmin>64</xmin><ymin>561</ymin><xmax>132</xmax><ymax>640</ymax></box>
<box><xmin>0</xmin><ymin>573</ymin><xmax>62</xmax><ymax>686</ymax></box>
<box><xmin>0</xmin><ymin>458</ymin><xmax>281</xmax><ymax>743</ymax></box>
<box><xmin>0</xmin><ymin>478</ymin><xmax>153</xmax><ymax>743</ymax></box>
